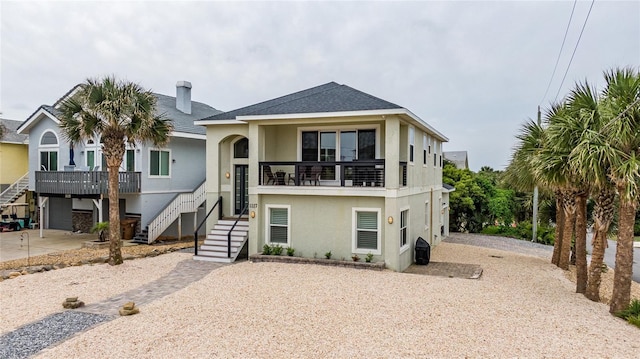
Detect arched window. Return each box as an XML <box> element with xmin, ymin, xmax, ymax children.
<box><xmin>39</xmin><ymin>131</ymin><xmax>59</xmax><ymax>171</ymax></box>
<box><xmin>234</xmin><ymin>138</ymin><xmax>249</xmax><ymax>158</ymax></box>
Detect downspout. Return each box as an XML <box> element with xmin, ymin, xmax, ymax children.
<box><xmin>429</xmin><ymin>188</ymin><xmax>433</xmax><ymax>245</ymax></box>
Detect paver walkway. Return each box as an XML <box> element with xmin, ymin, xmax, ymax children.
<box><xmin>0</xmin><ymin>257</ymin><xmax>224</xmax><ymax>359</ymax></box>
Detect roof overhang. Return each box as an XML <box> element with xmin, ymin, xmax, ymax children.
<box><xmin>170</xmin><ymin>131</ymin><xmax>206</xmax><ymax>140</ymax></box>
<box><xmin>17</xmin><ymin>107</ymin><xmax>60</xmax><ymax>134</ymax></box>
<box><xmin>195</xmin><ymin>119</ymin><xmax>247</xmax><ymax>126</ymax></box>
<box><xmin>197</xmin><ymin>108</ymin><xmax>449</xmax><ymax>142</ymax></box>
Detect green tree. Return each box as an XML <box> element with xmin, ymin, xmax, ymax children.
<box><xmin>59</xmin><ymin>76</ymin><xmax>173</xmax><ymax>265</ymax></box>
<box><xmin>598</xmin><ymin>67</ymin><xmax>640</xmax><ymax>313</ymax></box>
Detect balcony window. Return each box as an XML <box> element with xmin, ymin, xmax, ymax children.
<box><xmin>409</xmin><ymin>127</ymin><xmax>415</xmax><ymax>163</ymax></box>
<box><xmin>39</xmin><ymin>151</ymin><xmax>58</xmax><ymax>171</ymax></box>
<box><xmin>234</xmin><ymin>138</ymin><xmax>249</xmax><ymax>158</ymax></box>
<box><xmin>125</xmin><ymin>149</ymin><xmax>135</xmax><ymax>171</ymax></box>
<box><xmin>150</xmin><ymin>149</ymin><xmax>170</xmax><ymax>177</ymax></box>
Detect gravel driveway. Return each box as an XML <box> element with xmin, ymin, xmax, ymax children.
<box><xmin>1</xmin><ymin>234</ymin><xmax>639</xmax><ymax>358</ymax></box>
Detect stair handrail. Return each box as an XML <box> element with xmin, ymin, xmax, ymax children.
<box><xmin>0</xmin><ymin>172</ymin><xmax>29</xmax><ymax>205</ymax></box>
<box><xmin>146</xmin><ymin>180</ymin><xmax>206</xmax><ymax>243</ymax></box>
<box><xmin>194</xmin><ymin>196</ymin><xmax>223</xmax><ymax>256</ymax></box>
<box><xmin>227</xmin><ymin>205</ymin><xmax>248</xmax><ymax>258</ymax></box>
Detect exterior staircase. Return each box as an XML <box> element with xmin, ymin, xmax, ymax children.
<box><xmin>131</xmin><ymin>181</ymin><xmax>206</xmax><ymax>244</ymax></box>
<box><xmin>0</xmin><ymin>173</ymin><xmax>29</xmax><ymax>210</ymax></box>
<box><xmin>193</xmin><ymin>219</ymin><xmax>248</xmax><ymax>263</ymax></box>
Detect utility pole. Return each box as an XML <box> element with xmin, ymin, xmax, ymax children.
<box><xmin>532</xmin><ymin>106</ymin><xmax>541</xmax><ymax>242</ymax></box>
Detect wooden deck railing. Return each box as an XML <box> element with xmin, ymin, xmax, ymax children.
<box><xmin>35</xmin><ymin>171</ymin><xmax>140</xmax><ymax>195</ymax></box>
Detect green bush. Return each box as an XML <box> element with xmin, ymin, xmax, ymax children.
<box><xmin>286</xmin><ymin>247</ymin><xmax>295</xmax><ymax>256</ymax></box>
<box><xmin>324</xmin><ymin>251</ymin><xmax>332</xmax><ymax>259</ymax></box>
<box><xmin>271</xmin><ymin>244</ymin><xmax>283</xmax><ymax>255</ymax></box>
<box><xmin>480</xmin><ymin>221</ymin><xmax>555</xmax><ymax>245</ymax></box>
<box><xmin>262</xmin><ymin>244</ymin><xmax>272</xmax><ymax>255</ymax></box>
<box><xmin>365</xmin><ymin>252</ymin><xmax>373</xmax><ymax>263</ymax></box>
<box><xmin>615</xmin><ymin>300</ymin><xmax>640</xmax><ymax>329</ymax></box>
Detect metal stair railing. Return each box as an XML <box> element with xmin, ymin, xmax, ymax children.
<box><xmin>193</xmin><ymin>196</ymin><xmax>223</xmax><ymax>256</ymax></box>
<box><xmin>0</xmin><ymin>173</ymin><xmax>29</xmax><ymax>206</ymax></box>
<box><xmin>146</xmin><ymin>181</ymin><xmax>206</xmax><ymax>244</ymax></box>
<box><xmin>227</xmin><ymin>205</ymin><xmax>248</xmax><ymax>258</ymax></box>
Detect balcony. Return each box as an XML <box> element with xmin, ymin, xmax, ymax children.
<box><xmin>259</xmin><ymin>160</ymin><xmax>407</xmax><ymax>188</ymax></box>
<box><xmin>35</xmin><ymin>171</ymin><xmax>141</xmax><ymax>196</ymax></box>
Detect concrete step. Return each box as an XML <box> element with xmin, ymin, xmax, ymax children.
<box><xmin>209</xmin><ymin>229</ymin><xmax>248</xmax><ymax>237</ymax></box>
<box><xmin>193</xmin><ymin>255</ymin><xmax>234</xmax><ymax>263</ymax></box>
<box><xmin>204</xmin><ymin>238</ymin><xmax>245</xmax><ymax>246</ymax></box>
<box><xmin>200</xmin><ymin>245</ymin><xmax>240</xmax><ymax>253</ymax></box>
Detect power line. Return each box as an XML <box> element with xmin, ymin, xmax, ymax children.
<box><xmin>539</xmin><ymin>0</ymin><xmax>578</xmax><ymax>106</ymax></box>
<box><xmin>553</xmin><ymin>0</ymin><xmax>596</xmax><ymax>102</ymax></box>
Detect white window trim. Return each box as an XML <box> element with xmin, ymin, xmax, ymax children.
<box><xmin>297</xmin><ymin>124</ymin><xmax>381</xmax><ymax>161</ymax></box>
<box><xmin>408</xmin><ymin>126</ymin><xmax>415</xmax><ymax>165</ymax></box>
<box><xmin>352</xmin><ymin>207</ymin><xmax>381</xmax><ymax>255</ymax></box>
<box><xmin>422</xmin><ymin>134</ymin><xmax>427</xmax><ymax>167</ymax></box>
<box><xmin>38</xmin><ymin>149</ymin><xmax>59</xmax><ymax>171</ymax></box>
<box><xmin>148</xmin><ymin>148</ymin><xmax>172</xmax><ymax>178</ymax></box>
<box><xmin>265</xmin><ymin>204</ymin><xmax>291</xmax><ymax>247</ymax></box>
<box><xmin>39</xmin><ymin>130</ymin><xmax>59</xmax><ymax>147</ymax></box>
<box><xmin>400</xmin><ymin>206</ymin><xmax>410</xmax><ymax>253</ymax></box>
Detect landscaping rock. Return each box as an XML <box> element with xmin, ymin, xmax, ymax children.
<box><xmin>62</xmin><ymin>297</ymin><xmax>85</xmax><ymax>309</ymax></box>
<box><xmin>9</xmin><ymin>271</ymin><xmax>21</xmax><ymax>279</ymax></box>
<box><xmin>119</xmin><ymin>301</ymin><xmax>140</xmax><ymax>316</ymax></box>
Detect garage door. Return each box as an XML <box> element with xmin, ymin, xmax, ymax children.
<box><xmin>49</xmin><ymin>197</ymin><xmax>72</xmax><ymax>230</ymax></box>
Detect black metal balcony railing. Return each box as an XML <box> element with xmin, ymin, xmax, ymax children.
<box><xmin>35</xmin><ymin>171</ymin><xmax>141</xmax><ymax>195</ymax></box>
<box><xmin>259</xmin><ymin>161</ymin><xmax>408</xmax><ymax>187</ymax></box>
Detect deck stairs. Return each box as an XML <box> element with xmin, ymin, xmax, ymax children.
<box><xmin>193</xmin><ymin>219</ymin><xmax>248</xmax><ymax>263</ymax></box>
<box><xmin>0</xmin><ymin>173</ymin><xmax>29</xmax><ymax>210</ymax></box>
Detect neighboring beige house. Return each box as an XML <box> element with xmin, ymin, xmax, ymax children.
<box><xmin>195</xmin><ymin>82</ymin><xmax>449</xmax><ymax>272</ymax></box>
<box><xmin>0</xmin><ymin>118</ymin><xmax>31</xmax><ymax>219</ymax></box>
<box><xmin>443</xmin><ymin>151</ymin><xmax>468</xmax><ymax>169</ymax></box>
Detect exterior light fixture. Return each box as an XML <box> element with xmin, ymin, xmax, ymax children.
<box><xmin>388</xmin><ymin>216</ymin><xmax>393</xmax><ymax>224</ymax></box>
<box><xmin>250</xmin><ymin>211</ymin><xmax>256</xmax><ymax>218</ymax></box>
<box><xmin>225</xmin><ymin>172</ymin><xmax>231</xmax><ymax>179</ymax></box>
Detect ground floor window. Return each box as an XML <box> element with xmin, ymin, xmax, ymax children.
<box><xmin>352</xmin><ymin>208</ymin><xmax>381</xmax><ymax>255</ymax></box>
<box><xmin>267</xmin><ymin>205</ymin><xmax>290</xmax><ymax>246</ymax></box>
<box><xmin>400</xmin><ymin>209</ymin><xmax>409</xmax><ymax>248</ymax></box>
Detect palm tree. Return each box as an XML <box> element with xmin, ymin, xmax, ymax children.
<box><xmin>59</xmin><ymin>76</ymin><xmax>173</xmax><ymax>265</ymax></box>
<box><xmin>598</xmin><ymin>67</ymin><xmax>640</xmax><ymax>313</ymax></box>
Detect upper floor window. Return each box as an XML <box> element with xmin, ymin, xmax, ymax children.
<box><xmin>40</xmin><ymin>131</ymin><xmax>58</xmax><ymax>146</ymax></box>
<box><xmin>124</xmin><ymin>149</ymin><xmax>135</xmax><ymax>171</ymax></box>
<box><xmin>234</xmin><ymin>138</ymin><xmax>249</xmax><ymax>158</ymax></box>
<box><xmin>409</xmin><ymin>127</ymin><xmax>415</xmax><ymax>163</ymax></box>
<box><xmin>150</xmin><ymin>149</ymin><xmax>170</xmax><ymax>177</ymax></box>
<box><xmin>423</xmin><ymin>135</ymin><xmax>427</xmax><ymax>166</ymax></box>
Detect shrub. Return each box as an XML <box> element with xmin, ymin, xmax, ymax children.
<box><xmin>615</xmin><ymin>299</ymin><xmax>640</xmax><ymax>329</ymax></box>
<box><xmin>365</xmin><ymin>252</ymin><xmax>373</xmax><ymax>263</ymax></box>
<box><xmin>324</xmin><ymin>251</ymin><xmax>332</xmax><ymax>259</ymax></box>
<box><xmin>286</xmin><ymin>247</ymin><xmax>295</xmax><ymax>256</ymax></box>
<box><xmin>271</xmin><ymin>244</ymin><xmax>283</xmax><ymax>255</ymax></box>
<box><xmin>351</xmin><ymin>254</ymin><xmax>360</xmax><ymax>262</ymax></box>
<box><xmin>262</xmin><ymin>244</ymin><xmax>272</xmax><ymax>255</ymax></box>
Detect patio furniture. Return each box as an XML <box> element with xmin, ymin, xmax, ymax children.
<box><xmin>263</xmin><ymin>166</ymin><xmax>276</xmax><ymax>185</ymax></box>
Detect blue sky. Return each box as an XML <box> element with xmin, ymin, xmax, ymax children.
<box><xmin>1</xmin><ymin>0</ymin><xmax>638</xmax><ymax>171</ymax></box>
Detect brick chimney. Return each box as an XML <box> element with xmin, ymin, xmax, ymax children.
<box><xmin>176</xmin><ymin>81</ymin><xmax>192</xmax><ymax>114</ymax></box>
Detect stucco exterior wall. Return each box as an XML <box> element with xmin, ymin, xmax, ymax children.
<box><xmin>0</xmin><ymin>142</ymin><xmax>28</xmax><ymax>188</ymax></box>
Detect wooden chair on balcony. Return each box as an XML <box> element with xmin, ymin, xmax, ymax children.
<box><xmin>303</xmin><ymin>165</ymin><xmax>322</xmax><ymax>186</ymax></box>
<box><xmin>264</xmin><ymin>165</ymin><xmax>276</xmax><ymax>185</ymax></box>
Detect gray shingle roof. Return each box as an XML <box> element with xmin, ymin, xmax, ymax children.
<box><xmin>153</xmin><ymin>93</ymin><xmax>221</xmax><ymax>135</ymax></box>
<box><xmin>0</xmin><ymin>118</ymin><xmax>28</xmax><ymax>143</ymax></box>
<box><xmin>20</xmin><ymin>92</ymin><xmax>221</xmax><ymax>137</ymax></box>
<box><xmin>198</xmin><ymin>82</ymin><xmax>402</xmax><ymax>122</ymax></box>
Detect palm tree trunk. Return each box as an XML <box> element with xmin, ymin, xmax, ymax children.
<box><xmin>574</xmin><ymin>192</ymin><xmax>588</xmax><ymax>293</ymax></box>
<box><xmin>609</xmin><ymin>195</ymin><xmax>637</xmax><ymax>314</ymax></box>
<box><xmin>585</xmin><ymin>187</ymin><xmax>615</xmax><ymax>302</ymax></box>
<box><xmin>552</xmin><ymin>191</ymin><xmax>564</xmax><ymax>266</ymax></box>
<box><xmin>107</xmin><ymin>164</ymin><xmax>123</xmax><ymax>265</ymax></box>
<box><xmin>558</xmin><ymin>190</ymin><xmax>576</xmax><ymax>270</ymax></box>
